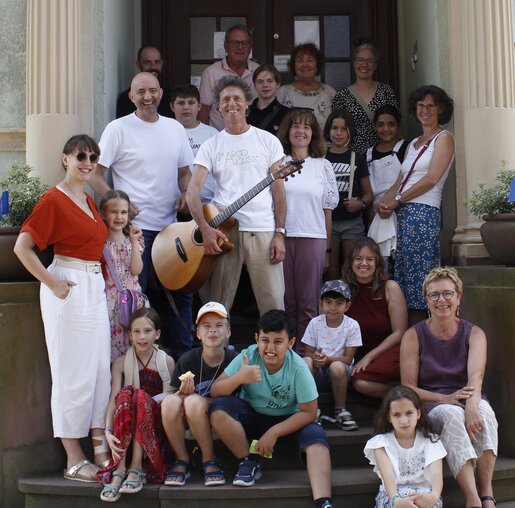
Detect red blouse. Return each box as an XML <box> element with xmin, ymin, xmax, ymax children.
<box><xmin>21</xmin><ymin>187</ymin><xmax>108</xmax><ymax>261</ymax></box>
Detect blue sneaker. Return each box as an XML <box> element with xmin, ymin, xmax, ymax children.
<box><xmin>232</xmin><ymin>458</ymin><xmax>261</xmax><ymax>487</ymax></box>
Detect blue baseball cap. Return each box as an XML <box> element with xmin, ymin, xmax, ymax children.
<box><xmin>320</xmin><ymin>280</ymin><xmax>351</xmax><ymax>300</ymax></box>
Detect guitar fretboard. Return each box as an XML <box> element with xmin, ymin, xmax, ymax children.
<box><xmin>208</xmin><ymin>173</ymin><xmax>275</xmax><ymax>229</ymax></box>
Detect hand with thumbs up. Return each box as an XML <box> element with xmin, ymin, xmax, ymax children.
<box><xmin>237</xmin><ymin>353</ymin><xmax>262</xmax><ymax>384</ymax></box>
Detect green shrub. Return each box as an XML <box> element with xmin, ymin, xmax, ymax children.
<box><xmin>0</xmin><ymin>162</ymin><xmax>49</xmax><ymax>226</ymax></box>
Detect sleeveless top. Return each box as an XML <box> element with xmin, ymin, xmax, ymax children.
<box><xmin>400</xmin><ymin>131</ymin><xmax>454</xmax><ymax>209</ymax></box>
<box><xmin>346</xmin><ymin>282</ymin><xmax>391</xmax><ymax>355</ymax></box>
<box><xmin>415</xmin><ymin>319</ymin><xmax>480</xmax><ymax>408</ymax></box>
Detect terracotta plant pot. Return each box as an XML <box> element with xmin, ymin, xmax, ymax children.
<box><xmin>480</xmin><ymin>213</ymin><xmax>515</xmax><ymax>266</ymax></box>
<box><xmin>0</xmin><ymin>227</ymin><xmax>53</xmax><ymax>282</ymax></box>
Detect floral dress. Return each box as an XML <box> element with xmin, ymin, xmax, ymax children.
<box><xmin>105</xmin><ymin>238</ymin><xmax>144</xmax><ymax>361</ymax></box>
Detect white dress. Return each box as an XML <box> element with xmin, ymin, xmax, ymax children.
<box><xmin>364</xmin><ymin>431</ymin><xmax>446</xmax><ymax>507</ymax></box>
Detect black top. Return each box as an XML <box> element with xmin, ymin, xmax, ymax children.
<box><xmin>325</xmin><ymin>150</ymin><xmax>369</xmax><ymax>221</ymax></box>
<box><xmin>247</xmin><ymin>98</ymin><xmax>290</xmax><ymax>135</ymax></box>
<box><xmin>115</xmin><ymin>86</ymin><xmax>175</xmax><ymax>119</ymax></box>
<box><xmin>370</xmin><ymin>140</ymin><xmax>410</xmax><ymax>164</ymax></box>
<box><xmin>170</xmin><ymin>347</ymin><xmax>238</xmax><ymax>397</ymax></box>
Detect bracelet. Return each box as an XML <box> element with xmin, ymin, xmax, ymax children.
<box><xmin>391</xmin><ymin>494</ymin><xmax>400</xmax><ymax>507</ymax></box>
<box><xmin>105</xmin><ymin>426</ymin><xmax>113</xmax><ymax>434</ymax></box>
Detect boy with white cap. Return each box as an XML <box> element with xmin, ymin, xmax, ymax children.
<box><xmin>302</xmin><ymin>280</ymin><xmax>362</xmax><ymax>430</ymax></box>
<box><xmin>161</xmin><ymin>302</ymin><xmax>238</xmax><ymax>486</ymax></box>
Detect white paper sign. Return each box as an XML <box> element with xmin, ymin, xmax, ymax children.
<box><xmin>214</xmin><ymin>32</ymin><xmax>226</xmax><ymax>59</ymax></box>
<box><xmin>190</xmin><ymin>76</ymin><xmax>201</xmax><ymax>88</ymax></box>
<box><xmin>294</xmin><ymin>20</ymin><xmax>320</xmax><ymax>48</ymax></box>
<box><xmin>274</xmin><ymin>54</ymin><xmax>290</xmax><ymax>72</ymax></box>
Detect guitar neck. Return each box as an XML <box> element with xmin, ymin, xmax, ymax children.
<box><xmin>209</xmin><ymin>173</ymin><xmax>275</xmax><ymax>229</ymax></box>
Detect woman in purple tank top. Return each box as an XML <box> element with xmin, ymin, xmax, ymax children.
<box><xmin>400</xmin><ymin>267</ymin><xmax>498</xmax><ymax>508</ymax></box>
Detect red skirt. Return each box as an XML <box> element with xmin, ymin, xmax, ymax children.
<box><xmin>352</xmin><ymin>345</ymin><xmax>400</xmax><ymax>384</ymax></box>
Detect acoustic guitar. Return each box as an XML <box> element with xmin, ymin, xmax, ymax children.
<box><xmin>151</xmin><ymin>159</ymin><xmax>304</xmax><ymax>293</ymax></box>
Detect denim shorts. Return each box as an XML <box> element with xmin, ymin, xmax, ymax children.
<box><xmin>210</xmin><ymin>396</ymin><xmax>328</xmax><ymax>459</ymax></box>
<box><xmin>331</xmin><ymin>216</ymin><xmax>365</xmax><ymax>241</ymax></box>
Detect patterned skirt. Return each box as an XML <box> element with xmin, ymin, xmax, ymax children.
<box><xmin>394</xmin><ymin>203</ymin><xmax>441</xmax><ymax>310</ymax></box>
<box><xmin>97</xmin><ymin>386</ymin><xmax>169</xmax><ymax>484</ymax></box>
<box><xmin>374</xmin><ymin>489</ymin><xmax>443</xmax><ymax>508</ymax></box>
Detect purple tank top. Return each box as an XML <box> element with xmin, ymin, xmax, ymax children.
<box><xmin>415</xmin><ymin>318</ymin><xmax>472</xmax><ymax>398</ymax></box>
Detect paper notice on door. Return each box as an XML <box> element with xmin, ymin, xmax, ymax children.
<box><xmin>274</xmin><ymin>55</ymin><xmax>290</xmax><ymax>72</ymax></box>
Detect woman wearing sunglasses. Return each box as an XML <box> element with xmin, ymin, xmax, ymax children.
<box><xmin>14</xmin><ymin>134</ymin><xmax>111</xmax><ymax>482</ymax></box>
<box><xmin>401</xmin><ymin>267</ymin><xmax>498</xmax><ymax>508</ymax></box>
<box><xmin>331</xmin><ymin>38</ymin><xmax>399</xmax><ymax>155</ymax></box>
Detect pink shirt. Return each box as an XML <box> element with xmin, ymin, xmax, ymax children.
<box><xmin>199</xmin><ymin>57</ymin><xmax>260</xmax><ymax>130</ymax></box>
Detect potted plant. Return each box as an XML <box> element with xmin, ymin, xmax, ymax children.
<box><xmin>0</xmin><ymin>162</ymin><xmax>51</xmax><ymax>281</ymax></box>
<box><xmin>466</xmin><ymin>161</ymin><xmax>515</xmax><ymax>265</ymax></box>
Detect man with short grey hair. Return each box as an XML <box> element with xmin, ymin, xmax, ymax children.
<box><xmin>187</xmin><ymin>76</ymin><xmax>287</xmax><ymax>313</ymax></box>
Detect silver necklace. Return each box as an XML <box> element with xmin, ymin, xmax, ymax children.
<box><xmin>198</xmin><ymin>352</ymin><xmax>224</xmax><ymax>397</ymax></box>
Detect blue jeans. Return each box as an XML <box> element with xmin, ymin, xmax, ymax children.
<box><xmin>140</xmin><ymin>229</ymin><xmax>193</xmax><ymax>360</ymax></box>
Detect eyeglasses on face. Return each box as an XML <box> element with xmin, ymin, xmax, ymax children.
<box><xmin>427</xmin><ymin>290</ymin><xmax>455</xmax><ymax>302</ymax></box>
<box><xmin>74</xmin><ymin>152</ymin><xmax>99</xmax><ymax>163</ymax></box>
<box><xmin>354</xmin><ymin>57</ymin><xmax>376</xmax><ymax>65</ymax></box>
<box><xmin>227</xmin><ymin>40</ymin><xmax>251</xmax><ymax>48</ymax></box>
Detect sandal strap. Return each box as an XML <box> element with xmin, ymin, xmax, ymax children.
<box><xmin>111</xmin><ymin>471</ymin><xmax>127</xmax><ymax>480</ymax></box>
<box><xmin>67</xmin><ymin>459</ymin><xmax>93</xmax><ymax>476</ymax></box>
<box><xmin>126</xmin><ymin>467</ymin><xmax>146</xmax><ymax>479</ymax></box>
<box><xmin>172</xmin><ymin>459</ymin><xmax>190</xmax><ymax>469</ymax></box>
<box><xmin>480</xmin><ymin>496</ymin><xmax>497</xmax><ymax>505</ymax></box>
<box><xmin>202</xmin><ymin>460</ymin><xmax>223</xmax><ymax>471</ymax></box>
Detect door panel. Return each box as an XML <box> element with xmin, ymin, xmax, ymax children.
<box><xmin>143</xmin><ymin>0</ymin><xmax>398</xmax><ymax>95</ymax></box>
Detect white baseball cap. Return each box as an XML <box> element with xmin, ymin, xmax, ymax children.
<box><xmin>195</xmin><ymin>301</ymin><xmax>229</xmax><ymax>324</ymax></box>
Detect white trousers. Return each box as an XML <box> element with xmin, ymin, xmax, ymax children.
<box><xmin>40</xmin><ymin>261</ymin><xmax>111</xmax><ymax>438</ymax></box>
<box><xmin>429</xmin><ymin>399</ymin><xmax>498</xmax><ymax>478</ymax></box>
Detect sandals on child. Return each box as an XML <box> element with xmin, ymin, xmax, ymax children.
<box><xmin>164</xmin><ymin>460</ymin><xmax>191</xmax><ymax>486</ymax></box>
<box><xmin>202</xmin><ymin>460</ymin><xmax>226</xmax><ymax>486</ymax></box>
<box><xmin>100</xmin><ymin>470</ymin><xmax>127</xmax><ymax>503</ymax></box>
<box><xmin>119</xmin><ymin>467</ymin><xmax>147</xmax><ymax>494</ymax></box>
<box><xmin>480</xmin><ymin>496</ymin><xmax>497</xmax><ymax>507</ymax></box>
<box><xmin>63</xmin><ymin>459</ymin><xmax>99</xmax><ymax>483</ymax></box>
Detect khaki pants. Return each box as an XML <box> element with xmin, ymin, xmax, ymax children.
<box><xmin>209</xmin><ymin>228</ymin><xmax>285</xmax><ymax>314</ymax></box>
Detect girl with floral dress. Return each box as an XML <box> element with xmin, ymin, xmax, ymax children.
<box><xmin>100</xmin><ymin>189</ymin><xmax>145</xmax><ymax>361</ymax></box>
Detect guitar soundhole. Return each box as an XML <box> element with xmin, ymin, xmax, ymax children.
<box><xmin>193</xmin><ymin>227</ymin><xmax>203</xmax><ymax>244</ymax></box>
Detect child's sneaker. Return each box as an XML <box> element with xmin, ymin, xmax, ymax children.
<box><xmin>335</xmin><ymin>409</ymin><xmax>359</xmax><ymax>431</ymax></box>
<box><xmin>232</xmin><ymin>458</ymin><xmax>261</xmax><ymax>487</ymax></box>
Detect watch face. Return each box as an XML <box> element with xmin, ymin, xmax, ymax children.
<box><xmin>395</xmin><ymin>194</ymin><xmax>401</xmax><ymax>201</ymax></box>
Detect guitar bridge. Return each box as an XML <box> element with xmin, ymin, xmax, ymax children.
<box><xmin>175</xmin><ymin>237</ymin><xmax>188</xmax><ymax>263</ymax></box>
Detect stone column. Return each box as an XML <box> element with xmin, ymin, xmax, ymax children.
<box><xmin>450</xmin><ymin>0</ymin><xmax>515</xmax><ymax>263</ymax></box>
<box><xmin>26</xmin><ymin>0</ymin><xmax>82</xmax><ymax>185</ymax></box>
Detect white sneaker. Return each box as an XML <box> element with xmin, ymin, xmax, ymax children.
<box><xmin>335</xmin><ymin>409</ymin><xmax>359</xmax><ymax>431</ymax></box>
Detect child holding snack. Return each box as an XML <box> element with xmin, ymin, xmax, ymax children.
<box><xmin>161</xmin><ymin>302</ymin><xmax>237</xmax><ymax>486</ymax></box>
<box><xmin>302</xmin><ymin>280</ymin><xmax>362</xmax><ymax>431</ymax></box>
<box><xmin>210</xmin><ymin>310</ymin><xmax>334</xmax><ymax>508</ymax></box>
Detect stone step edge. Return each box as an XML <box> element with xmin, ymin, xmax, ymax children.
<box><xmin>19</xmin><ymin>456</ymin><xmax>515</xmax><ymax>500</ymax></box>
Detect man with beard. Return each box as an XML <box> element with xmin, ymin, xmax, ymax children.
<box><xmin>116</xmin><ymin>45</ymin><xmax>174</xmax><ymax>118</ymax></box>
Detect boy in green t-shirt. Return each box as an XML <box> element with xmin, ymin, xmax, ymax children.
<box><xmin>210</xmin><ymin>309</ymin><xmax>333</xmax><ymax>508</ymax></box>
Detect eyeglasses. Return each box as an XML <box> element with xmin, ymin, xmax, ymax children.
<box><xmin>354</xmin><ymin>57</ymin><xmax>376</xmax><ymax>65</ymax></box>
<box><xmin>227</xmin><ymin>40</ymin><xmax>251</xmax><ymax>48</ymax></box>
<box><xmin>427</xmin><ymin>290</ymin><xmax>455</xmax><ymax>302</ymax></box>
<box><xmin>74</xmin><ymin>152</ymin><xmax>99</xmax><ymax>163</ymax></box>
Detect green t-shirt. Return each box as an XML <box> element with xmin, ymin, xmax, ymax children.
<box><xmin>224</xmin><ymin>344</ymin><xmax>318</xmax><ymax>416</ymax></box>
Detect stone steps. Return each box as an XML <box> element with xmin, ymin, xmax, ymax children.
<box><xmin>18</xmin><ymin>420</ymin><xmax>515</xmax><ymax>508</ymax></box>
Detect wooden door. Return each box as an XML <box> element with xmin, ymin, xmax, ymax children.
<box><xmin>142</xmin><ymin>0</ymin><xmax>398</xmax><ymax>93</ymax></box>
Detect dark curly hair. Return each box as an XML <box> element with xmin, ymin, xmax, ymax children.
<box><xmin>288</xmin><ymin>43</ymin><xmax>325</xmax><ymax>76</ymax></box>
<box><xmin>257</xmin><ymin>309</ymin><xmax>296</xmax><ymax>339</ymax></box>
<box><xmin>408</xmin><ymin>85</ymin><xmax>454</xmax><ymax>125</ymax></box>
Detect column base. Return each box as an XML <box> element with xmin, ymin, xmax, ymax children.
<box><xmin>451</xmin><ymin>223</ymin><xmax>490</xmax><ymax>265</ymax></box>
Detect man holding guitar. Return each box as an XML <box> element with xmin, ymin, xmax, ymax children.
<box><xmin>186</xmin><ymin>76</ymin><xmax>290</xmax><ymax>315</ymax></box>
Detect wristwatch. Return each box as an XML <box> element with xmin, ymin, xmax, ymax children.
<box><xmin>275</xmin><ymin>227</ymin><xmax>286</xmax><ymax>236</ymax></box>
<box><xmin>394</xmin><ymin>194</ymin><xmax>402</xmax><ymax>203</ymax></box>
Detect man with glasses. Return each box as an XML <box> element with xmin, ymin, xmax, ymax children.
<box><xmin>91</xmin><ymin>72</ymin><xmax>195</xmax><ymax>361</ymax></box>
<box><xmin>199</xmin><ymin>25</ymin><xmax>260</xmax><ymax>130</ymax></box>
<box><xmin>116</xmin><ymin>45</ymin><xmax>174</xmax><ymax>119</ymax></box>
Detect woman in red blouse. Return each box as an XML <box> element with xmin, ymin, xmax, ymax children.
<box><xmin>342</xmin><ymin>237</ymin><xmax>407</xmax><ymax>399</ymax></box>
<box><xmin>14</xmin><ymin>135</ymin><xmax>111</xmax><ymax>482</ymax></box>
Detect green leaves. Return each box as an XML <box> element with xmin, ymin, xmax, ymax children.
<box><xmin>465</xmin><ymin>161</ymin><xmax>515</xmax><ymax>218</ymax></box>
<box><xmin>0</xmin><ymin>162</ymin><xmax>49</xmax><ymax>226</ymax></box>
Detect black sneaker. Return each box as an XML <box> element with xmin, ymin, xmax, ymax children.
<box><xmin>232</xmin><ymin>458</ymin><xmax>261</xmax><ymax>487</ymax></box>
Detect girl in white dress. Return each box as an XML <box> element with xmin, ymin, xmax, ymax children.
<box><xmin>364</xmin><ymin>385</ymin><xmax>446</xmax><ymax>508</ymax></box>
